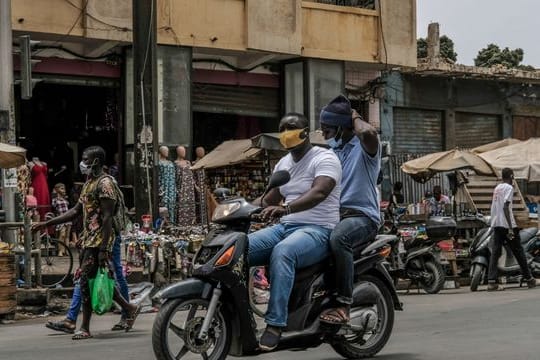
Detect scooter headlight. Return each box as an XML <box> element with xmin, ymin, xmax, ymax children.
<box><xmin>212</xmin><ymin>202</ymin><xmax>241</xmax><ymax>221</ymax></box>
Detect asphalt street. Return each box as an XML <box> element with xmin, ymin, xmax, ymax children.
<box><xmin>1</xmin><ymin>285</ymin><xmax>540</xmax><ymax>360</ymax></box>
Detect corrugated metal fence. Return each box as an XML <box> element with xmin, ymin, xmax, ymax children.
<box><xmin>388</xmin><ymin>153</ymin><xmax>450</xmax><ymax>204</ymax></box>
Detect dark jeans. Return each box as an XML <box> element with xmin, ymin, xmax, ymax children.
<box><xmin>329</xmin><ymin>215</ymin><xmax>378</xmax><ymax>305</ymax></box>
<box><xmin>488</xmin><ymin>227</ymin><xmax>532</xmax><ymax>283</ymax></box>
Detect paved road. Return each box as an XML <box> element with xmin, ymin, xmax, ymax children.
<box><xmin>1</xmin><ymin>285</ymin><xmax>539</xmax><ymax>360</ymax></box>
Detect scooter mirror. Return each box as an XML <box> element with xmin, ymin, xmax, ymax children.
<box><xmin>214</xmin><ymin>188</ymin><xmax>231</xmax><ymax>202</ymax></box>
<box><xmin>266</xmin><ymin>170</ymin><xmax>290</xmax><ymax>191</ymax></box>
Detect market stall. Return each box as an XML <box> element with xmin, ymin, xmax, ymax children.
<box><xmin>191</xmin><ymin>139</ymin><xmax>271</xmax><ymax>201</ymax></box>
<box><xmin>400</xmin><ymin>148</ymin><xmax>498</xmax><ymax>284</ymax></box>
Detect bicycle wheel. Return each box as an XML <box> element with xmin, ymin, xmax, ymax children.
<box><xmin>38</xmin><ymin>237</ymin><xmax>73</xmax><ymax>288</ymax></box>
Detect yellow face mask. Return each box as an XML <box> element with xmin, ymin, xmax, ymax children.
<box><xmin>279</xmin><ymin>128</ymin><xmax>307</xmax><ymax>149</ymax></box>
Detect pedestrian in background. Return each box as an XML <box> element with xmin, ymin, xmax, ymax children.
<box><xmin>488</xmin><ymin>167</ymin><xmax>536</xmax><ymax>291</ymax></box>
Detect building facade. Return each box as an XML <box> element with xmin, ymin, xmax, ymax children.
<box><xmin>9</xmin><ymin>0</ymin><xmax>416</xmax><ymax>206</ymax></box>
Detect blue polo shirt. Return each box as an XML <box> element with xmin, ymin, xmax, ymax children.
<box><xmin>333</xmin><ymin>136</ymin><xmax>381</xmax><ymax>226</ymax></box>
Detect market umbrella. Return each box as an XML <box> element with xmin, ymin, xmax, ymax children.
<box><xmin>471</xmin><ymin>138</ymin><xmax>522</xmax><ymax>154</ymax></box>
<box><xmin>479</xmin><ymin>138</ymin><xmax>540</xmax><ymax>181</ymax></box>
<box><xmin>401</xmin><ymin>148</ymin><xmax>495</xmax><ymax>183</ymax></box>
<box><xmin>251</xmin><ymin>131</ymin><xmax>327</xmax><ymax>151</ymax></box>
<box><xmin>0</xmin><ymin>143</ymin><xmax>27</xmax><ymax>168</ymax></box>
<box><xmin>191</xmin><ymin>139</ymin><xmax>262</xmax><ymax>170</ymax></box>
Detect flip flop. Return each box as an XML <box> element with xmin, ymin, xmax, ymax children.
<box><xmin>111</xmin><ymin>320</ymin><xmax>128</xmax><ymax>331</ymax></box>
<box><xmin>319</xmin><ymin>307</ymin><xmax>350</xmax><ymax>325</ymax></box>
<box><xmin>45</xmin><ymin>320</ymin><xmax>76</xmax><ymax>334</ymax></box>
<box><xmin>72</xmin><ymin>330</ymin><xmax>93</xmax><ymax>340</ymax></box>
<box><xmin>125</xmin><ymin>305</ymin><xmax>141</xmax><ymax>332</ymax></box>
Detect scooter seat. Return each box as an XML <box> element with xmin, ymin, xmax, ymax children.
<box><xmin>520</xmin><ymin>228</ymin><xmax>537</xmax><ymax>245</ymax></box>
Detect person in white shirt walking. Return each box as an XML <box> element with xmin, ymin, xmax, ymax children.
<box><xmin>488</xmin><ymin>167</ymin><xmax>536</xmax><ymax>291</ymax></box>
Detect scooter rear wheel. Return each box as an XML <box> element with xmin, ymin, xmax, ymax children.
<box><xmin>331</xmin><ymin>275</ymin><xmax>394</xmax><ymax>359</ymax></box>
<box><xmin>418</xmin><ymin>260</ymin><xmax>445</xmax><ymax>294</ymax></box>
<box><xmin>152</xmin><ymin>298</ymin><xmax>232</xmax><ymax>360</ymax></box>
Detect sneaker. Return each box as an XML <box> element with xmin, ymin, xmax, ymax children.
<box><xmin>259</xmin><ymin>325</ymin><xmax>282</xmax><ymax>351</ymax></box>
<box><xmin>487</xmin><ymin>283</ymin><xmax>504</xmax><ymax>291</ymax></box>
<box><xmin>526</xmin><ymin>278</ymin><xmax>537</xmax><ymax>289</ymax></box>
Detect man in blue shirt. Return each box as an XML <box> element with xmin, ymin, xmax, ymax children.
<box><xmin>318</xmin><ymin>95</ymin><xmax>381</xmax><ymax>324</ymax></box>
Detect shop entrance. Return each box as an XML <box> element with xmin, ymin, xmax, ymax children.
<box><xmin>192</xmin><ymin>112</ymin><xmax>278</xmax><ymax>156</ymax></box>
<box><xmin>16</xmin><ymin>82</ymin><xmax>121</xmax><ymax>192</ymax></box>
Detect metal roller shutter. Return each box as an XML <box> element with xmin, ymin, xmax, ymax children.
<box><xmin>393</xmin><ymin>108</ymin><xmax>443</xmax><ymax>153</ymax></box>
<box><xmin>455</xmin><ymin>112</ymin><xmax>501</xmax><ymax>148</ymax></box>
<box><xmin>192</xmin><ymin>83</ymin><xmax>279</xmax><ymax>118</ymax></box>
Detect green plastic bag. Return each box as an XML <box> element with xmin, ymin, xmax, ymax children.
<box><xmin>89</xmin><ymin>267</ymin><xmax>115</xmax><ymax>315</ymax></box>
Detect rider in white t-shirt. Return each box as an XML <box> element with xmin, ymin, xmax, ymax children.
<box><xmin>248</xmin><ymin>112</ymin><xmax>341</xmax><ymax>351</ymax></box>
<box><xmin>487</xmin><ymin>167</ymin><xmax>535</xmax><ymax>291</ymax></box>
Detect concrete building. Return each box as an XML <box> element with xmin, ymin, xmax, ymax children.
<box><xmin>9</xmin><ymin>0</ymin><xmax>416</xmax><ymax>203</ymax></box>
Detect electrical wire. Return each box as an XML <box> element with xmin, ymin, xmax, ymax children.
<box><xmin>192</xmin><ymin>58</ymin><xmax>271</xmax><ymax>73</ymax></box>
<box><xmin>63</xmin><ymin>0</ymin><xmax>131</xmax><ymax>32</ymax></box>
<box><xmin>377</xmin><ymin>1</ymin><xmax>388</xmax><ymax>70</ymax></box>
<box><xmin>138</xmin><ymin>0</ymin><xmax>155</xmax><ymax>217</ymax></box>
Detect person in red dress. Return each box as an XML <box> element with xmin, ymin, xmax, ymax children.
<box><xmin>29</xmin><ymin>156</ymin><xmax>51</xmax><ymax>220</ymax></box>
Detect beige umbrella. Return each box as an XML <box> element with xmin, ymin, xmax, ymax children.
<box><xmin>191</xmin><ymin>139</ymin><xmax>262</xmax><ymax>170</ymax></box>
<box><xmin>471</xmin><ymin>138</ymin><xmax>522</xmax><ymax>154</ymax></box>
<box><xmin>401</xmin><ymin>149</ymin><xmax>495</xmax><ymax>183</ymax></box>
<box><xmin>479</xmin><ymin>138</ymin><xmax>540</xmax><ymax>181</ymax></box>
<box><xmin>0</xmin><ymin>143</ymin><xmax>27</xmax><ymax>168</ymax></box>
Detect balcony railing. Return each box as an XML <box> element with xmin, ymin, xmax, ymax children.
<box><xmin>306</xmin><ymin>0</ymin><xmax>375</xmax><ymax>9</ymax></box>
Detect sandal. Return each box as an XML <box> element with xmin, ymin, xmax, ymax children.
<box><xmin>111</xmin><ymin>320</ymin><xmax>128</xmax><ymax>331</ymax></box>
<box><xmin>319</xmin><ymin>307</ymin><xmax>350</xmax><ymax>325</ymax></box>
<box><xmin>45</xmin><ymin>319</ymin><xmax>76</xmax><ymax>334</ymax></box>
<box><xmin>125</xmin><ymin>305</ymin><xmax>141</xmax><ymax>332</ymax></box>
<box><xmin>72</xmin><ymin>330</ymin><xmax>93</xmax><ymax>340</ymax></box>
<box><xmin>259</xmin><ymin>325</ymin><xmax>282</xmax><ymax>351</ymax></box>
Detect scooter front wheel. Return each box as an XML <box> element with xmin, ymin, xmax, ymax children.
<box><xmin>470</xmin><ymin>264</ymin><xmax>485</xmax><ymax>292</ymax></box>
<box><xmin>152</xmin><ymin>298</ymin><xmax>232</xmax><ymax>360</ymax></box>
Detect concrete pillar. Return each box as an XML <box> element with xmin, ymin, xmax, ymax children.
<box><xmin>427</xmin><ymin>22</ymin><xmax>440</xmax><ymax>61</ymax></box>
<box><xmin>157</xmin><ymin>45</ymin><xmax>192</xmax><ymax>154</ymax></box>
<box><xmin>445</xmin><ymin>110</ymin><xmax>456</xmax><ymax>150</ymax></box>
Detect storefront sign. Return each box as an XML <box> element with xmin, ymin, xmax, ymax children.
<box><xmin>2</xmin><ymin>168</ymin><xmax>17</xmax><ymax>188</ymax></box>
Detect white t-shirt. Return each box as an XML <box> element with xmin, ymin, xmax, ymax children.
<box><xmin>274</xmin><ymin>146</ymin><xmax>342</xmax><ymax>229</ymax></box>
<box><xmin>490</xmin><ymin>183</ymin><xmax>516</xmax><ymax>229</ymax></box>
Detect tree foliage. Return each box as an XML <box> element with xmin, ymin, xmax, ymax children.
<box><xmin>474</xmin><ymin>44</ymin><xmax>534</xmax><ymax>70</ymax></box>
<box><xmin>417</xmin><ymin>35</ymin><xmax>458</xmax><ymax>62</ymax></box>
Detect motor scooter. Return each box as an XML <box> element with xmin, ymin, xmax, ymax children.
<box><xmin>152</xmin><ymin>170</ymin><xmax>402</xmax><ymax>360</ymax></box>
<box><xmin>385</xmin><ymin>213</ymin><xmax>453</xmax><ymax>294</ymax></box>
<box><xmin>469</xmin><ymin>225</ymin><xmax>540</xmax><ymax>291</ymax></box>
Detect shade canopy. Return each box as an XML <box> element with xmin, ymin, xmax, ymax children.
<box><xmin>0</xmin><ymin>143</ymin><xmax>27</xmax><ymax>169</ymax></box>
<box><xmin>191</xmin><ymin>139</ymin><xmax>261</xmax><ymax>170</ymax></box>
<box><xmin>479</xmin><ymin>138</ymin><xmax>540</xmax><ymax>181</ymax></box>
<box><xmin>471</xmin><ymin>138</ymin><xmax>522</xmax><ymax>154</ymax></box>
<box><xmin>251</xmin><ymin>131</ymin><xmax>327</xmax><ymax>151</ymax></box>
<box><xmin>401</xmin><ymin>149</ymin><xmax>495</xmax><ymax>183</ymax></box>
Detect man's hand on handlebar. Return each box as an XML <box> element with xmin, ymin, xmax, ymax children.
<box><xmin>260</xmin><ymin>206</ymin><xmax>287</xmax><ymax>221</ymax></box>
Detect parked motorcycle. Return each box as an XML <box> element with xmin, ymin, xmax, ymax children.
<box><xmin>387</xmin><ymin>216</ymin><xmax>455</xmax><ymax>294</ymax></box>
<box><xmin>152</xmin><ymin>171</ymin><xmax>402</xmax><ymax>360</ymax></box>
<box><xmin>469</xmin><ymin>225</ymin><xmax>540</xmax><ymax>291</ymax></box>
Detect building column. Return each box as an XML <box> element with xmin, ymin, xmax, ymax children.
<box><xmin>157</xmin><ymin>45</ymin><xmax>192</xmax><ymax>154</ymax></box>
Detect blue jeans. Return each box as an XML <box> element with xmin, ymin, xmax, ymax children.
<box><xmin>329</xmin><ymin>216</ymin><xmax>378</xmax><ymax>305</ymax></box>
<box><xmin>248</xmin><ymin>223</ymin><xmax>331</xmax><ymax>327</ymax></box>
<box><xmin>66</xmin><ymin>236</ymin><xmax>129</xmax><ymax>321</ymax></box>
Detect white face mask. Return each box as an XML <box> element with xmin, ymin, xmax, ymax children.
<box><xmin>79</xmin><ymin>159</ymin><xmax>97</xmax><ymax>175</ymax></box>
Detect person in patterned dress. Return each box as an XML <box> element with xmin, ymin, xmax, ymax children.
<box><xmin>33</xmin><ymin>146</ymin><xmax>140</xmax><ymax>340</ymax></box>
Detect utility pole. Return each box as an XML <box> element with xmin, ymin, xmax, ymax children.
<box><xmin>132</xmin><ymin>0</ymin><xmax>159</xmax><ymax>221</ymax></box>
<box><xmin>0</xmin><ymin>0</ymin><xmax>17</xmax><ymax>244</ymax></box>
